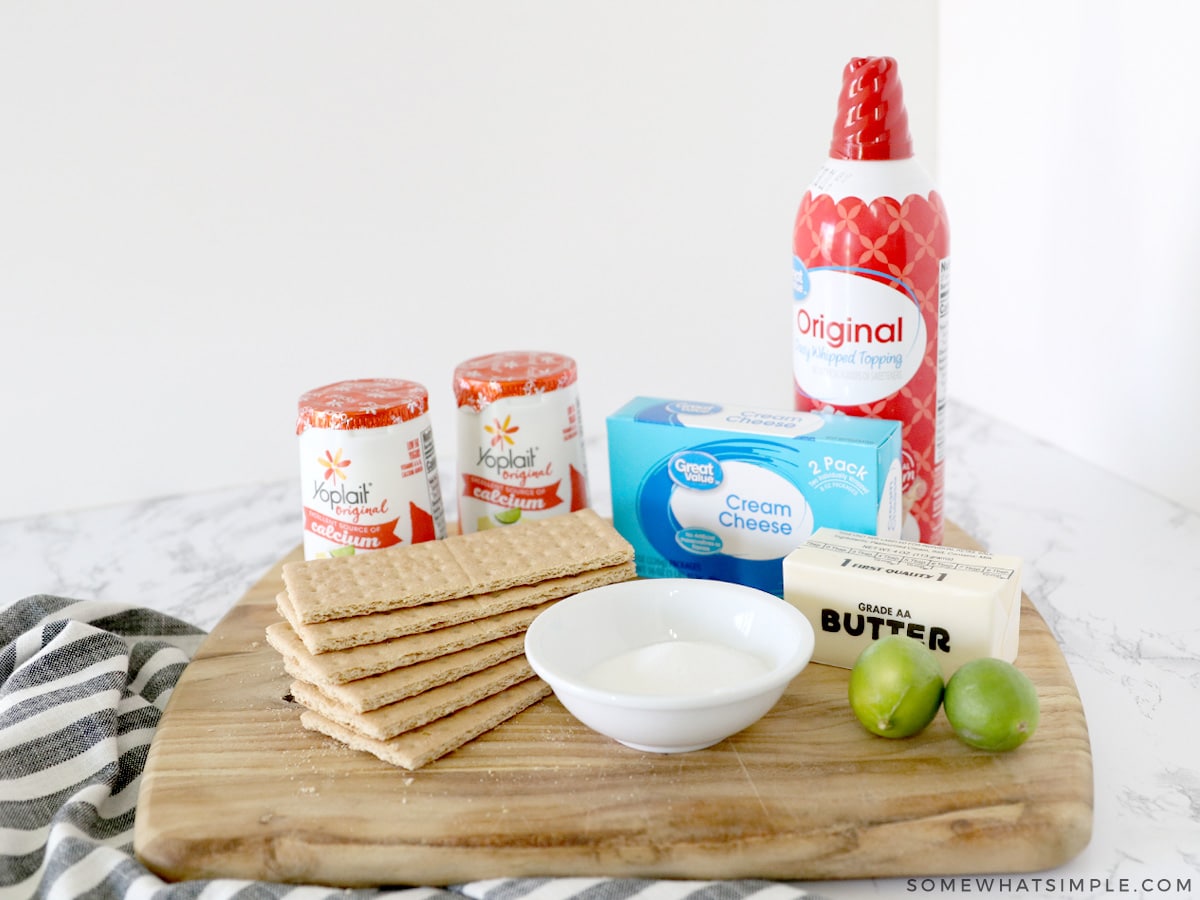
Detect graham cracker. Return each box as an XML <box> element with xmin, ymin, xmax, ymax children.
<box><xmin>282</xmin><ymin>634</ymin><xmax>527</xmax><ymax>713</ymax></box>
<box><xmin>281</xmin><ymin>508</ymin><xmax>633</xmax><ymax>624</ymax></box>
<box><xmin>264</xmin><ymin>601</ymin><xmax>553</xmax><ymax>685</ymax></box>
<box><xmin>298</xmin><ymin>677</ymin><xmax>552</xmax><ymax>770</ymax></box>
<box><xmin>289</xmin><ymin>654</ymin><xmax>535</xmax><ymax>741</ymax></box>
<box><xmin>277</xmin><ymin>561</ymin><xmax>636</xmax><ymax>653</ymax></box>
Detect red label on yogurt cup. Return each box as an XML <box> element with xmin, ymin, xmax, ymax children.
<box><xmin>453</xmin><ymin>351</ymin><xmax>579</xmax><ymax>411</ymax></box>
<box><xmin>302</xmin><ymin>508</ymin><xmax>403</xmax><ymax>549</ymax></box>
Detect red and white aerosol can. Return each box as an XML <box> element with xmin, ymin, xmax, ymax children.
<box><xmin>792</xmin><ymin>56</ymin><xmax>951</xmax><ymax>544</ymax></box>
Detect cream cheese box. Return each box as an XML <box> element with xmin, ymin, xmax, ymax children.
<box><xmin>783</xmin><ymin>528</ymin><xmax>1023</xmax><ymax>677</ymax></box>
<box><xmin>607</xmin><ymin>398</ymin><xmax>902</xmax><ymax>598</ymax></box>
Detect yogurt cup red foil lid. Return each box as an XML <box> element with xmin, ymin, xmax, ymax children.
<box><xmin>829</xmin><ymin>56</ymin><xmax>914</xmax><ymax>161</ymax></box>
<box><xmin>296</xmin><ymin>378</ymin><xmax>430</xmax><ymax>433</ymax></box>
<box><xmin>453</xmin><ymin>351</ymin><xmax>578</xmax><ymax>411</ymax></box>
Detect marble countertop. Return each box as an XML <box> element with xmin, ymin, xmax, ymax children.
<box><xmin>3</xmin><ymin>400</ymin><xmax>1198</xmax><ymax>898</ymax></box>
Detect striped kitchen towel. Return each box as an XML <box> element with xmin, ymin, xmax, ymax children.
<box><xmin>0</xmin><ymin>595</ymin><xmax>826</xmax><ymax>900</ymax></box>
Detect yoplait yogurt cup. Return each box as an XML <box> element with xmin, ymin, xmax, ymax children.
<box><xmin>453</xmin><ymin>351</ymin><xmax>589</xmax><ymax>534</ymax></box>
<box><xmin>297</xmin><ymin>378</ymin><xmax>447</xmax><ymax>559</ymax></box>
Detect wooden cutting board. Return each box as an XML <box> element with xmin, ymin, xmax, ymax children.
<box><xmin>133</xmin><ymin>523</ymin><xmax>1093</xmax><ymax>887</ymax></box>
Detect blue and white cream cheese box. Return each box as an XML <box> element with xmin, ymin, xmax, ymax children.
<box><xmin>606</xmin><ymin>398</ymin><xmax>903</xmax><ymax>596</ymax></box>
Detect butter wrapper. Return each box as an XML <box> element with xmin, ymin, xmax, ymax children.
<box><xmin>783</xmin><ymin>528</ymin><xmax>1022</xmax><ymax>677</ymax></box>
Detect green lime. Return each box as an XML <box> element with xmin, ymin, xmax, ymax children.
<box><xmin>494</xmin><ymin>507</ymin><xmax>522</xmax><ymax>525</ymax></box>
<box><xmin>848</xmin><ymin>635</ymin><xmax>945</xmax><ymax>739</ymax></box>
<box><xmin>944</xmin><ymin>658</ymin><xmax>1039</xmax><ymax>751</ymax></box>
<box><xmin>329</xmin><ymin>545</ymin><xmax>356</xmax><ymax>557</ymax></box>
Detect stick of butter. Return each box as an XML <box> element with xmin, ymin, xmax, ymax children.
<box><xmin>782</xmin><ymin>528</ymin><xmax>1023</xmax><ymax>677</ymax></box>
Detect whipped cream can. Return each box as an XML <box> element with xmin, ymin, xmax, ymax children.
<box><xmin>454</xmin><ymin>351</ymin><xmax>589</xmax><ymax>534</ymax></box>
<box><xmin>297</xmin><ymin>378</ymin><xmax>447</xmax><ymax>559</ymax></box>
<box><xmin>793</xmin><ymin>56</ymin><xmax>951</xmax><ymax>544</ymax></box>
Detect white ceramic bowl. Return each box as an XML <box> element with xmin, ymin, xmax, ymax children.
<box><xmin>524</xmin><ymin>577</ymin><xmax>815</xmax><ymax>753</ymax></box>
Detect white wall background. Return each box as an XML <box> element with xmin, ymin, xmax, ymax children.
<box><xmin>939</xmin><ymin>0</ymin><xmax>1200</xmax><ymax>517</ymax></box>
<box><xmin>3</xmin><ymin>1</ymin><xmax>1198</xmax><ymax>521</ymax></box>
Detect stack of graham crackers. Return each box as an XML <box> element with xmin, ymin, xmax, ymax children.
<box><xmin>265</xmin><ymin>508</ymin><xmax>635</xmax><ymax>770</ymax></box>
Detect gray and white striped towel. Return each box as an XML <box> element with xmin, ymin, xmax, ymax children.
<box><xmin>1</xmin><ymin>595</ymin><xmax>825</xmax><ymax>900</ymax></box>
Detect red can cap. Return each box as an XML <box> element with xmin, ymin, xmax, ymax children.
<box><xmin>453</xmin><ymin>351</ymin><xmax>578</xmax><ymax>411</ymax></box>
<box><xmin>296</xmin><ymin>378</ymin><xmax>430</xmax><ymax>434</ymax></box>
<box><xmin>829</xmin><ymin>56</ymin><xmax>913</xmax><ymax>161</ymax></box>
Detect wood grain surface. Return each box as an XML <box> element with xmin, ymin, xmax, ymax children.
<box><xmin>133</xmin><ymin>523</ymin><xmax>1093</xmax><ymax>887</ymax></box>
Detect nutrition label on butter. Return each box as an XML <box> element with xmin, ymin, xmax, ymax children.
<box><xmin>806</xmin><ymin>530</ymin><xmax>1019</xmax><ymax>582</ymax></box>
